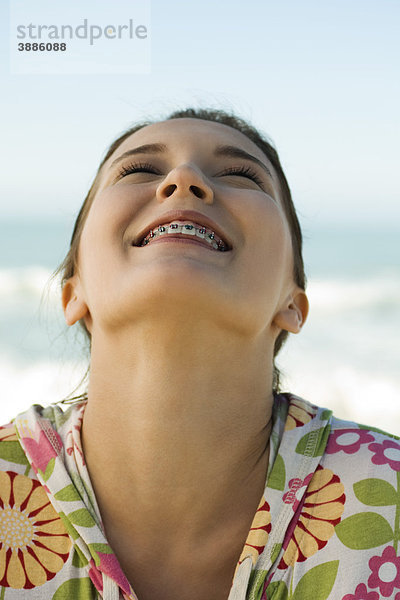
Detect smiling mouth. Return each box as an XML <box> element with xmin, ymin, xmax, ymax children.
<box><xmin>136</xmin><ymin>221</ymin><xmax>231</xmax><ymax>252</ymax></box>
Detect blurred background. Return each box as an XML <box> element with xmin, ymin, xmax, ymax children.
<box><xmin>1</xmin><ymin>0</ymin><xmax>399</xmax><ymax>431</ymax></box>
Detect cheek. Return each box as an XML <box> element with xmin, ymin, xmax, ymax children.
<box><xmin>238</xmin><ymin>200</ymin><xmax>293</xmax><ymax>299</ymax></box>
<box><xmin>242</xmin><ymin>195</ymin><xmax>292</xmax><ymax>260</ymax></box>
<box><xmin>83</xmin><ymin>184</ymin><xmax>151</xmax><ymax>243</ymax></box>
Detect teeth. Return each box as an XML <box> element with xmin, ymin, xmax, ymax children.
<box><xmin>140</xmin><ymin>221</ymin><xmax>228</xmax><ymax>251</ymax></box>
<box><xmin>168</xmin><ymin>223</ymin><xmax>182</xmax><ymax>234</ymax></box>
<box><xmin>195</xmin><ymin>227</ymin><xmax>206</xmax><ymax>239</ymax></box>
<box><xmin>181</xmin><ymin>224</ymin><xmax>196</xmax><ymax>235</ymax></box>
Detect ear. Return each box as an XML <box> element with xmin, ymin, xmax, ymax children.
<box><xmin>273</xmin><ymin>289</ymin><xmax>309</xmax><ymax>334</ymax></box>
<box><xmin>61</xmin><ymin>275</ymin><xmax>90</xmax><ymax>328</ymax></box>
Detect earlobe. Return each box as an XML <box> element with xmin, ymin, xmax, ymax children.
<box><xmin>273</xmin><ymin>290</ymin><xmax>309</xmax><ymax>334</ymax></box>
<box><xmin>62</xmin><ymin>276</ymin><xmax>89</xmax><ymax>327</ymax></box>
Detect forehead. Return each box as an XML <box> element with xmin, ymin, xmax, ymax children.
<box><xmin>106</xmin><ymin>117</ymin><xmax>272</xmax><ymax>168</ymax></box>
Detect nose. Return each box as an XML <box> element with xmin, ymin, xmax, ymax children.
<box><xmin>156</xmin><ymin>163</ymin><xmax>214</xmax><ymax>205</ymax></box>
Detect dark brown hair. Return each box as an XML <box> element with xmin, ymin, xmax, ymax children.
<box><xmin>54</xmin><ymin>107</ymin><xmax>306</xmax><ymax>394</ymax></box>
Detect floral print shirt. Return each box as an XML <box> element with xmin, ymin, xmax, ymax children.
<box><xmin>0</xmin><ymin>394</ymin><xmax>399</xmax><ymax>599</ymax></box>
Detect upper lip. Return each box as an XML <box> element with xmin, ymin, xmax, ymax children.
<box><xmin>133</xmin><ymin>209</ymin><xmax>232</xmax><ymax>249</ymax></box>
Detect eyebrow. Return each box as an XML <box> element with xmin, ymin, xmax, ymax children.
<box><xmin>110</xmin><ymin>142</ymin><xmax>273</xmax><ymax>178</ymax></box>
<box><xmin>110</xmin><ymin>143</ymin><xmax>168</xmax><ymax>168</ymax></box>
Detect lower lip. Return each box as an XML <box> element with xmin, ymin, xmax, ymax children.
<box><xmin>139</xmin><ymin>237</ymin><xmax>224</xmax><ymax>251</ymax></box>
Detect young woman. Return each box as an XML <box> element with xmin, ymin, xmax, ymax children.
<box><xmin>1</xmin><ymin>108</ymin><xmax>399</xmax><ymax>600</ymax></box>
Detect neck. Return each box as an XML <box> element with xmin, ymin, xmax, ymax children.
<box><xmin>81</xmin><ymin>321</ymin><xmax>275</xmax><ymax>553</ymax></box>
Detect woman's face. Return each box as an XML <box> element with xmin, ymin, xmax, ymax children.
<box><xmin>64</xmin><ymin>118</ymin><xmax>304</xmax><ymax>341</ymax></box>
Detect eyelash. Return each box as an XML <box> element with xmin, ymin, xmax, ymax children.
<box><xmin>218</xmin><ymin>165</ymin><xmax>265</xmax><ymax>187</ymax></box>
<box><xmin>118</xmin><ymin>161</ymin><xmax>159</xmax><ymax>178</ymax></box>
<box><xmin>117</xmin><ymin>162</ymin><xmax>265</xmax><ymax>188</ymax></box>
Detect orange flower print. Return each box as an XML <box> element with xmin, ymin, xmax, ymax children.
<box><xmin>285</xmin><ymin>399</ymin><xmax>316</xmax><ymax>431</ymax></box>
<box><xmin>236</xmin><ymin>498</ymin><xmax>271</xmax><ymax>573</ymax></box>
<box><xmin>0</xmin><ymin>424</ymin><xmax>18</xmax><ymax>442</ymax></box>
<box><xmin>278</xmin><ymin>466</ymin><xmax>345</xmax><ymax>568</ymax></box>
<box><xmin>0</xmin><ymin>471</ymin><xmax>71</xmax><ymax>589</ymax></box>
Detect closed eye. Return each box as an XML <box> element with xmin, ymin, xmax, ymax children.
<box><xmin>115</xmin><ymin>161</ymin><xmax>267</xmax><ymax>190</ymax></box>
<box><xmin>217</xmin><ymin>165</ymin><xmax>265</xmax><ymax>188</ymax></box>
<box><xmin>116</xmin><ymin>161</ymin><xmax>161</xmax><ymax>180</ymax></box>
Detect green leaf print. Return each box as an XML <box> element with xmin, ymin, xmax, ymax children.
<box><xmin>266</xmin><ymin>580</ymin><xmax>289</xmax><ymax>600</ymax></box>
<box><xmin>335</xmin><ymin>512</ymin><xmax>393</xmax><ymax>549</ymax></box>
<box><xmin>89</xmin><ymin>543</ymin><xmax>114</xmax><ymax>554</ymax></box>
<box><xmin>271</xmin><ymin>543</ymin><xmax>282</xmax><ymax>564</ymax></box>
<box><xmin>59</xmin><ymin>512</ymin><xmax>80</xmax><ymax>540</ymax></box>
<box><xmin>320</xmin><ymin>409</ymin><xmax>332</xmax><ymax>420</ymax></box>
<box><xmin>0</xmin><ymin>441</ymin><xmax>29</xmax><ymax>465</ymax></box>
<box><xmin>354</xmin><ymin>478</ymin><xmax>398</xmax><ymax>506</ymax></box>
<box><xmin>55</xmin><ymin>484</ymin><xmax>82</xmax><ymax>502</ymax></box>
<box><xmin>42</xmin><ymin>457</ymin><xmax>55</xmax><ymax>481</ymax></box>
<box><xmin>88</xmin><ymin>543</ymin><xmax>114</xmax><ymax>567</ymax></box>
<box><xmin>52</xmin><ymin>577</ymin><xmax>95</xmax><ymax>599</ymax></box>
<box><xmin>68</xmin><ymin>508</ymin><xmax>96</xmax><ymax>528</ymax></box>
<box><xmin>267</xmin><ymin>454</ymin><xmax>286</xmax><ymax>491</ymax></box>
<box><xmin>70</xmin><ymin>470</ymin><xmax>99</xmax><ymax>523</ymax></box>
<box><xmin>291</xmin><ymin>560</ymin><xmax>339</xmax><ymax>600</ymax></box>
<box><xmin>72</xmin><ymin>547</ymin><xmax>89</xmax><ymax>568</ymax></box>
<box><xmin>295</xmin><ymin>426</ymin><xmax>331</xmax><ymax>457</ymax></box>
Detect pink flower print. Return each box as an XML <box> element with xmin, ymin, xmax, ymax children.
<box><xmin>88</xmin><ymin>559</ymin><xmax>103</xmax><ymax>592</ymax></box>
<box><xmin>21</xmin><ymin>425</ymin><xmax>63</xmax><ymax>474</ymax></box>
<box><xmin>65</xmin><ymin>410</ymin><xmax>86</xmax><ymax>466</ymax></box>
<box><xmin>369</xmin><ymin>439</ymin><xmax>400</xmax><ymax>471</ymax></box>
<box><xmin>368</xmin><ymin>546</ymin><xmax>400</xmax><ymax>597</ymax></box>
<box><xmin>97</xmin><ymin>551</ymin><xmax>132</xmax><ymax>596</ymax></box>
<box><xmin>327</xmin><ymin>429</ymin><xmax>375</xmax><ymax>455</ymax></box>
<box><xmin>283</xmin><ymin>473</ymin><xmax>313</xmax><ymax>512</ymax></box>
<box><xmin>342</xmin><ymin>583</ymin><xmax>379</xmax><ymax>599</ymax></box>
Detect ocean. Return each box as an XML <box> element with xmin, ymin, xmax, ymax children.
<box><xmin>1</xmin><ymin>217</ymin><xmax>399</xmax><ymax>434</ymax></box>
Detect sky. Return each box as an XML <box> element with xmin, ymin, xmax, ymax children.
<box><xmin>0</xmin><ymin>0</ymin><xmax>399</xmax><ymax>229</ymax></box>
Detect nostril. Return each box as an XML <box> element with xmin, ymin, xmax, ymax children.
<box><xmin>158</xmin><ymin>179</ymin><xmax>212</xmax><ymax>202</ymax></box>
<box><xmin>161</xmin><ymin>184</ymin><xmax>177</xmax><ymax>197</ymax></box>
<box><xmin>190</xmin><ymin>185</ymin><xmax>206</xmax><ymax>199</ymax></box>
